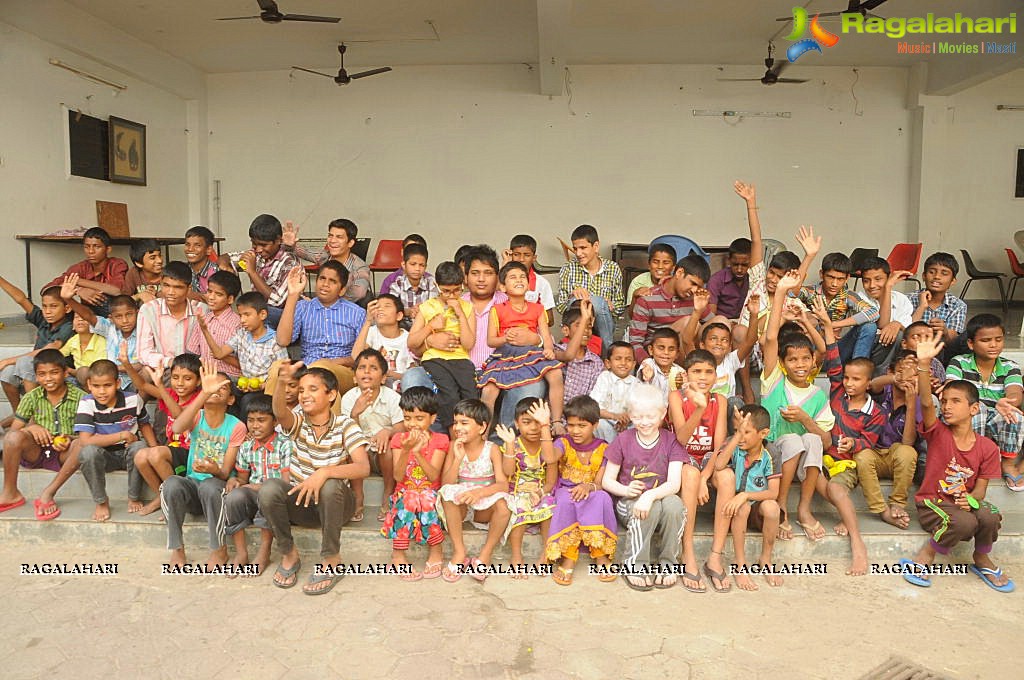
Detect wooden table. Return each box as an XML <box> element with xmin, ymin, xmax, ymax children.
<box><xmin>16</xmin><ymin>234</ymin><xmax>223</xmax><ymax>299</ymax></box>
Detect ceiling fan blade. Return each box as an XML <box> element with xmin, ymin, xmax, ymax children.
<box><xmin>282</xmin><ymin>14</ymin><xmax>341</xmax><ymax>23</ymax></box>
<box><xmin>257</xmin><ymin>0</ymin><xmax>280</xmax><ymax>11</ymax></box>
<box><xmin>717</xmin><ymin>78</ymin><xmax>765</xmax><ymax>82</ymax></box>
<box><xmin>349</xmin><ymin>67</ymin><xmax>392</xmax><ymax>79</ymax></box>
<box><xmin>776</xmin><ymin>78</ymin><xmax>810</xmax><ymax>83</ymax></box>
<box><xmin>291</xmin><ymin>66</ymin><xmax>333</xmax><ymax>78</ymax></box>
<box><xmin>217</xmin><ymin>16</ymin><xmax>260</xmax><ymax>21</ymax></box>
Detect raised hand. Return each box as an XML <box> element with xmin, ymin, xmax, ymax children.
<box><xmin>60</xmin><ymin>273</ymin><xmax>80</xmax><ymax>300</ymax></box>
<box><xmin>731</xmin><ymin>405</ymin><xmax>748</xmax><ymax>434</ymax></box>
<box><xmin>149</xmin><ymin>362</ymin><xmax>165</xmax><ymax>384</ymax></box>
<box><xmin>686</xmin><ymin>387</ymin><xmax>707</xmax><ymax>410</ymax></box>
<box><xmin>915</xmin><ymin>330</ymin><xmax>945</xmax><ymax>363</ymax></box>
<box><xmin>282</xmin><ymin>220</ymin><xmax>299</xmax><ymax>247</ymax></box>
<box><xmin>285</xmin><ymin>266</ymin><xmax>307</xmax><ymax>296</ymax></box>
<box><xmin>118</xmin><ymin>341</ymin><xmax>129</xmax><ymax>365</ymax></box>
<box><xmin>527</xmin><ymin>400</ymin><xmax>552</xmax><ymax>427</ymax></box>
<box><xmin>579</xmin><ymin>298</ymin><xmax>594</xmax><ymax>323</ymax></box>
<box><xmin>640</xmin><ymin>362</ymin><xmax>654</xmax><ymax>383</ymax></box>
<box><xmin>810</xmin><ymin>295</ymin><xmax>831</xmax><ymax>325</ymax></box>
<box><xmin>776</xmin><ymin>270</ymin><xmax>802</xmax><ymax>293</ymax></box>
<box><xmin>691</xmin><ymin>288</ymin><xmax>710</xmax><ymax>313</ymax></box>
<box><xmin>733</xmin><ymin>180</ymin><xmax>756</xmax><ymax>203</ymax></box>
<box><xmin>494</xmin><ymin>424</ymin><xmax>517</xmax><ymax>446</ymax></box>
<box><xmin>887</xmin><ymin>270</ymin><xmax>912</xmax><ymax>288</ymax></box>
<box><xmin>746</xmin><ymin>293</ymin><xmax>761</xmax><ymax>316</ymax></box>
<box><xmin>277</xmin><ymin>360</ymin><xmax>305</xmax><ymax>382</ymax></box>
<box><xmin>795</xmin><ymin>225</ymin><xmax>821</xmax><ymax>258</ymax></box>
<box><xmin>199</xmin><ymin>361</ymin><xmax>230</xmax><ymax>395</ymax></box>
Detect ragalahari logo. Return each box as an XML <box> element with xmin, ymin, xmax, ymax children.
<box><xmin>786</xmin><ymin>6</ymin><xmax>840</xmax><ymax>62</ymax></box>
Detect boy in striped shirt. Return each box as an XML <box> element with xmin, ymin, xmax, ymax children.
<box><xmin>945</xmin><ymin>314</ymin><xmax>1024</xmax><ymax>491</ymax></box>
<box><xmin>73</xmin><ymin>360</ymin><xmax>157</xmax><ymax>520</ymax></box>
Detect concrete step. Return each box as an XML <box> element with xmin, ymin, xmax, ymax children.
<box><xmin>1</xmin><ymin>470</ymin><xmax>1022</xmax><ymax>564</ymax></box>
<box><xmin>3</xmin><ymin>468</ymin><xmax>1022</xmax><ymax>515</ymax></box>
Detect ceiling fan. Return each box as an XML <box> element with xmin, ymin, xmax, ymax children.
<box><xmin>776</xmin><ymin>0</ymin><xmax>888</xmax><ymax>22</ymax></box>
<box><xmin>292</xmin><ymin>44</ymin><xmax>392</xmax><ymax>85</ymax></box>
<box><xmin>718</xmin><ymin>43</ymin><xmax>809</xmax><ymax>85</ymax></box>
<box><xmin>218</xmin><ymin>0</ymin><xmax>340</xmax><ymax>24</ymax></box>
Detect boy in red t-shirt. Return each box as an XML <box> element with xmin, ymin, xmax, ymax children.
<box><xmin>900</xmin><ymin>332</ymin><xmax>1014</xmax><ymax>592</ymax></box>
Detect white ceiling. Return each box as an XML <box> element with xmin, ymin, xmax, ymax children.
<box><xmin>57</xmin><ymin>0</ymin><xmax>1023</xmax><ymax>74</ymax></box>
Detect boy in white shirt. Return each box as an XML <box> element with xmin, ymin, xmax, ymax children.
<box><xmin>857</xmin><ymin>257</ymin><xmax>915</xmax><ymax>374</ymax></box>
<box><xmin>340</xmin><ymin>348</ymin><xmax>405</xmax><ymax>522</ymax></box>
<box><xmin>352</xmin><ymin>294</ymin><xmax>415</xmax><ymax>390</ymax></box>
<box><xmin>591</xmin><ymin>341</ymin><xmax>639</xmax><ymax>443</ymax></box>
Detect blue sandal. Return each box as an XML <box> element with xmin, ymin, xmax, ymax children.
<box><xmin>303</xmin><ymin>570</ymin><xmax>344</xmax><ymax>596</ymax></box>
<box><xmin>1002</xmin><ymin>472</ymin><xmax>1024</xmax><ymax>492</ymax></box>
<box><xmin>969</xmin><ymin>565</ymin><xmax>1016</xmax><ymax>593</ymax></box>
<box><xmin>899</xmin><ymin>558</ymin><xmax>931</xmax><ymax>588</ymax></box>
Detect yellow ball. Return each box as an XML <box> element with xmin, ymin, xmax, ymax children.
<box><xmin>238</xmin><ymin>377</ymin><xmax>251</xmax><ymax>390</ymax></box>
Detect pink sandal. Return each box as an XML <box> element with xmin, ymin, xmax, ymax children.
<box><xmin>441</xmin><ymin>561</ymin><xmax>463</xmax><ymax>583</ymax></box>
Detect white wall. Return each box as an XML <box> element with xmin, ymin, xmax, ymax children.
<box><xmin>918</xmin><ymin>69</ymin><xmax>1024</xmax><ymax>303</ymax></box>
<box><xmin>0</xmin><ymin>21</ymin><xmax>195</xmax><ymax>316</ymax></box>
<box><xmin>207</xmin><ymin>64</ymin><xmax>914</xmax><ymax>273</ymax></box>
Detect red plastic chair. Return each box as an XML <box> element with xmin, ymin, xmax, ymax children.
<box><xmin>885</xmin><ymin>243</ymin><xmax>923</xmax><ymax>290</ymax></box>
<box><xmin>369</xmin><ymin>239</ymin><xmax>404</xmax><ymax>288</ymax></box>
<box><xmin>1006</xmin><ymin>248</ymin><xmax>1024</xmax><ymax>301</ymax></box>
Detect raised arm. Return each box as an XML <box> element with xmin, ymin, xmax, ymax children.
<box><xmin>272</xmin><ymin>360</ymin><xmax>303</xmax><ymax>433</ymax></box>
<box><xmin>274</xmin><ymin>266</ymin><xmax>306</xmax><ymax>347</ymax></box>
<box><xmin>171</xmin><ymin>362</ymin><xmax>229</xmax><ymax>435</ymax></box>
<box><xmin>351</xmin><ymin>299</ymin><xmax>378</xmax><ymax>357</ymax></box>
<box><xmin>915</xmin><ymin>330</ymin><xmax>944</xmax><ymax>430</ymax></box>
<box><xmin>794</xmin><ymin>225</ymin><xmax>821</xmax><ymax>285</ymax></box>
<box><xmin>59</xmin><ymin>274</ymin><xmax>98</xmax><ymax>326</ymax></box>
<box><xmin>733</xmin><ymin>181</ymin><xmax>763</xmax><ymax>269</ymax></box>
<box><xmin>554</xmin><ymin>300</ymin><xmax>592</xmax><ymax>362</ymax></box>
<box><xmin>735</xmin><ymin>294</ymin><xmax>762</xmax><ymax>361</ymax></box>
<box><xmin>0</xmin><ymin>274</ymin><xmax>35</xmax><ymax>315</ymax></box>
<box><xmin>763</xmin><ymin>271</ymin><xmax>802</xmax><ymax>377</ymax></box>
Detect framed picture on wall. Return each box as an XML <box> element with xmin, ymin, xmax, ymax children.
<box><xmin>108</xmin><ymin>116</ymin><xmax>146</xmax><ymax>185</ymax></box>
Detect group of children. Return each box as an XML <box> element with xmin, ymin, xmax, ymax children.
<box><xmin>0</xmin><ymin>183</ymin><xmax>1018</xmax><ymax>594</ymax></box>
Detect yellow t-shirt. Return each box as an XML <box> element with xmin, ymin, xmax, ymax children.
<box><xmin>60</xmin><ymin>333</ymin><xmax>108</xmax><ymax>368</ymax></box>
<box><xmin>419</xmin><ymin>298</ymin><xmax>474</xmax><ymax>362</ymax></box>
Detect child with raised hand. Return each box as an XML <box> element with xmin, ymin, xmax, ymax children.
<box><xmin>762</xmin><ymin>270</ymin><xmax>835</xmax><ymax>543</ymax></box>
<box><xmin>713</xmin><ymin>405</ymin><xmax>783</xmax><ymax>591</ymax></box>
<box><xmin>223</xmin><ymin>394</ymin><xmax>292</xmax><ymax>577</ymax></box>
<box><xmin>437</xmin><ymin>399</ymin><xmax>512</xmax><ymax>582</ymax></box>
<box><xmin>341</xmin><ymin>348</ymin><xmax>404</xmax><ymax>522</ymax></box>
<box><xmin>496</xmin><ymin>398</ymin><xmax>557</xmax><ymax>579</ymax></box>
<box><xmin>352</xmin><ymin>295</ymin><xmax>414</xmax><ymax>388</ymax></box>
<box><xmin>478</xmin><ymin>261</ymin><xmax>566</xmax><ymax>429</ymax></box>
<box><xmin>901</xmin><ymin>331</ymin><xmax>1013</xmax><ymax>593</ymax></box>
<box><xmin>381</xmin><ymin>387</ymin><xmax>448</xmax><ymax>581</ymax></box>
<box><xmin>0</xmin><ymin>275</ymin><xmax>73</xmax><ymax>413</ymax></box>
<box><xmin>126</xmin><ymin>352</ymin><xmax>202</xmax><ymax>516</ymax></box>
<box><xmin>683</xmin><ymin>290</ymin><xmax>762</xmax><ymax>402</ymax></box>
<box><xmin>669</xmin><ymin>349</ymin><xmax>728</xmax><ymax>592</ymax></box>
<box><xmin>603</xmin><ymin>384</ymin><xmax>689</xmax><ymax>591</ymax></box>
<box><xmin>544</xmin><ymin>395</ymin><xmax>617</xmax><ymax>585</ymax></box>
<box><xmin>638</xmin><ymin>327</ymin><xmax>686</xmax><ymax>399</ymax></box>
<box><xmin>591</xmin><ymin>341</ymin><xmax>639</xmax><ymax>443</ymax></box>
<box><xmin>61</xmin><ymin>274</ymin><xmax>140</xmax><ymax>391</ymax></box>
<box><xmin>808</xmin><ymin>296</ymin><xmax>884</xmax><ymax>576</ymax></box>
<box><xmin>162</xmin><ymin>361</ymin><xmax>245</xmax><ymax>569</ymax></box>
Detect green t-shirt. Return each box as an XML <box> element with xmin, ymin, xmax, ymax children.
<box><xmin>759</xmin><ymin>364</ymin><xmax>834</xmax><ymax>441</ymax></box>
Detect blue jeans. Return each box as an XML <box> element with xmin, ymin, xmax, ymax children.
<box><xmin>583</xmin><ymin>294</ymin><xmax>614</xmax><ymax>354</ymax></box>
<box><xmin>838</xmin><ymin>322</ymin><xmax>877</xmax><ymax>363</ymax></box>
<box><xmin>266</xmin><ymin>305</ymin><xmax>283</xmax><ymax>329</ymax></box>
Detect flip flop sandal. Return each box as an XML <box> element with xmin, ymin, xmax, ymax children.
<box><xmin>681</xmin><ymin>570</ymin><xmax>707</xmax><ymax>593</ymax></box>
<box><xmin>702</xmin><ymin>562</ymin><xmax>732</xmax><ymax>593</ymax></box>
<box><xmin>652</xmin><ymin>572</ymin><xmax>677</xmax><ymax>589</ymax></box>
<box><xmin>795</xmin><ymin>520</ymin><xmax>825</xmax><ymax>542</ymax></box>
<box><xmin>33</xmin><ymin>499</ymin><xmax>61</xmax><ymax>521</ymax></box>
<box><xmin>273</xmin><ymin>558</ymin><xmax>302</xmax><ymax>589</ymax></box>
<box><xmin>552</xmin><ymin>567</ymin><xmax>574</xmax><ymax>586</ymax></box>
<box><xmin>351</xmin><ymin>507</ymin><xmax>365</xmax><ymax>522</ymax></box>
<box><xmin>777</xmin><ymin>520</ymin><xmax>793</xmax><ymax>541</ymax></box>
<box><xmin>969</xmin><ymin>565</ymin><xmax>1016</xmax><ymax>593</ymax></box>
<box><xmin>303</xmin><ymin>570</ymin><xmax>344</xmax><ymax>596</ymax></box>
<box><xmin>422</xmin><ymin>561</ymin><xmax>443</xmax><ymax>579</ymax></box>
<box><xmin>621</xmin><ymin>572</ymin><xmax>653</xmax><ymax>592</ymax></box>
<box><xmin>899</xmin><ymin>558</ymin><xmax>931</xmax><ymax>588</ymax></box>
<box><xmin>376</xmin><ymin>506</ymin><xmax>389</xmax><ymax>522</ymax></box>
<box><xmin>1002</xmin><ymin>472</ymin><xmax>1024</xmax><ymax>492</ymax></box>
<box><xmin>597</xmin><ymin>570</ymin><xmax>618</xmax><ymax>583</ymax></box>
<box><xmin>441</xmin><ymin>561</ymin><xmax>463</xmax><ymax>583</ymax></box>
<box><xmin>0</xmin><ymin>498</ymin><xmax>26</xmax><ymax>513</ymax></box>
<box><xmin>468</xmin><ymin>557</ymin><xmax>488</xmax><ymax>582</ymax></box>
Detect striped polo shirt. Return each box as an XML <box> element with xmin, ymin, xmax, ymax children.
<box><xmin>285</xmin><ymin>412</ymin><xmax>368</xmax><ymax>483</ymax></box>
<box><xmin>289</xmin><ymin>297</ymin><xmax>366</xmax><ymax>365</ymax></box>
<box><xmin>946</xmin><ymin>354</ymin><xmax>1023</xmax><ymax>409</ymax></box>
<box><xmin>186</xmin><ymin>307</ymin><xmax>242</xmax><ymax>377</ymax></box>
<box><xmin>73</xmin><ymin>390</ymin><xmax>149</xmax><ymax>447</ymax></box>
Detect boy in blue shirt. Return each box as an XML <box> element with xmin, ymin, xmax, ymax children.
<box><xmin>713</xmin><ymin>405</ymin><xmax>783</xmax><ymax>591</ymax></box>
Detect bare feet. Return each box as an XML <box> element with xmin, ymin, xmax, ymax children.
<box><xmin>833</xmin><ymin>521</ymin><xmax>849</xmax><ymax>537</ymax></box>
<box><xmin>227</xmin><ymin>551</ymin><xmax>249</xmax><ymax>579</ymax></box>
<box><xmin>138</xmin><ymin>498</ymin><xmax>162</xmax><ymax>517</ymax></box>
<box><xmin>92</xmin><ymin>502</ymin><xmax>111</xmax><ymax>522</ymax></box>
<box><xmin>127</xmin><ymin>499</ymin><xmax>143</xmax><ymax>514</ymax></box>
<box><xmin>735</xmin><ymin>573</ymin><xmax>758</xmax><ymax>591</ymax></box>
<box><xmin>509</xmin><ymin>560</ymin><xmax>528</xmax><ymax>580</ymax></box>
<box><xmin>847</xmin><ymin>539</ymin><xmax>868</xmax><ymax>576</ymax></box>
<box><xmin>168</xmin><ymin>548</ymin><xmax>186</xmax><ymax>568</ymax></box>
<box><xmin>0</xmin><ymin>492</ymin><xmax>27</xmax><ymax>510</ymax></box>
<box><xmin>879</xmin><ymin>503</ymin><xmax>910</xmax><ymax>529</ymax></box>
<box><xmin>206</xmin><ymin>546</ymin><xmax>229</xmax><ymax>571</ymax></box>
<box><xmin>777</xmin><ymin>512</ymin><xmax>793</xmax><ymax>541</ymax></box>
<box><xmin>762</xmin><ymin>565</ymin><xmax>783</xmax><ymax>588</ymax></box>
